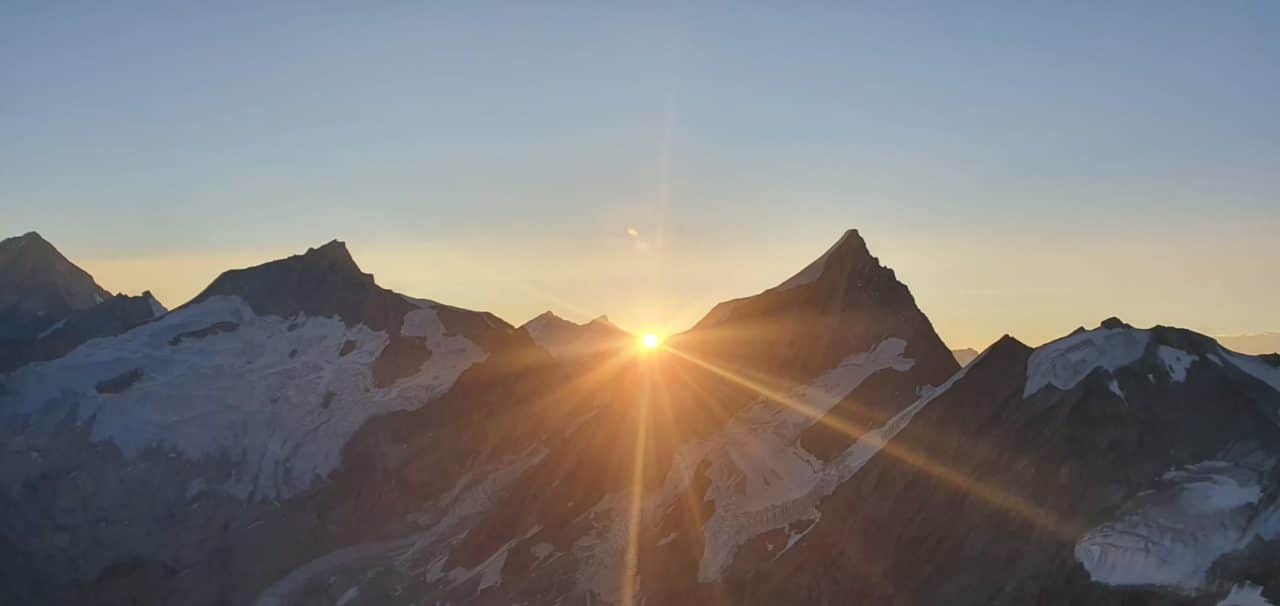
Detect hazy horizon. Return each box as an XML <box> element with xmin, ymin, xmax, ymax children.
<box><xmin>6</xmin><ymin>3</ymin><xmax>1278</xmax><ymax>350</ymax></box>
<box><xmin>15</xmin><ymin>227</ymin><xmax>1274</xmax><ymax>353</ymax></box>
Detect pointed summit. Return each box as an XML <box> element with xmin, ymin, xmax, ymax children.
<box><xmin>305</xmin><ymin>239</ymin><xmax>364</xmax><ymax>272</ymax></box>
<box><xmin>0</xmin><ymin>231</ymin><xmax>112</xmax><ymax>340</ymax></box>
<box><xmin>521</xmin><ymin>310</ymin><xmax>576</xmax><ymax>336</ymax></box>
<box><xmin>772</xmin><ymin>229</ymin><xmax>875</xmax><ymax>291</ymax></box>
<box><xmin>189</xmin><ymin>239</ymin><xmax>409</xmax><ymax>331</ymax></box>
<box><xmin>589</xmin><ymin>314</ymin><xmax>617</xmax><ymax>328</ymax></box>
<box><xmin>524</xmin><ymin>310</ymin><xmax>566</xmax><ymax>326</ymax></box>
<box><xmin>685</xmin><ymin>228</ymin><xmax>959</xmax><ymax>432</ymax></box>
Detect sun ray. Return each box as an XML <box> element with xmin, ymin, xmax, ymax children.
<box><xmin>661</xmin><ymin>343</ymin><xmax>1075</xmax><ymax>540</ymax></box>
<box><xmin>652</xmin><ymin>361</ymin><xmax>731</xmax><ymax>606</ymax></box>
<box><xmin>621</xmin><ymin>357</ymin><xmax>653</xmax><ymax>606</ymax></box>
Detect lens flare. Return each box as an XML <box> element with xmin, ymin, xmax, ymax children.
<box><xmin>640</xmin><ymin>333</ymin><xmax>661</xmax><ymax>350</ymax></box>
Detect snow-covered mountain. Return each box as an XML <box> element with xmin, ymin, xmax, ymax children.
<box><xmin>2</xmin><ymin>229</ymin><xmax>1279</xmax><ymax>606</ymax></box>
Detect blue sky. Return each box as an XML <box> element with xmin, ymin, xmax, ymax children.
<box><xmin>3</xmin><ymin>2</ymin><xmax>1278</xmax><ymax>348</ymax></box>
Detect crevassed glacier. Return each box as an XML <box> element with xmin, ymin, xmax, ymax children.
<box><xmin>1075</xmin><ymin>451</ymin><xmax>1279</xmax><ymax>590</ymax></box>
<box><xmin>0</xmin><ymin>295</ymin><xmax>486</xmax><ymax>498</ymax></box>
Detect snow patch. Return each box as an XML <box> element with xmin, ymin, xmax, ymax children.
<box><xmin>35</xmin><ymin>318</ymin><xmax>67</xmax><ymax>339</ymax></box>
<box><xmin>1024</xmin><ymin>328</ymin><xmax>1150</xmax><ymax>397</ymax></box>
<box><xmin>1219</xmin><ymin>582</ymin><xmax>1275</xmax><ymax>606</ymax></box>
<box><xmin>1107</xmin><ymin>379</ymin><xmax>1126</xmax><ymax>400</ymax></box>
<box><xmin>1157</xmin><ymin>345</ymin><xmax>1198</xmax><ymax>383</ymax></box>
<box><xmin>335</xmin><ymin>586</ymin><xmax>360</xmax><ymax>606</ymax></box>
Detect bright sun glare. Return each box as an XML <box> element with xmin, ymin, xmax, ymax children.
<box><xmin>640</xmin><ymin>333</ymin><xmax>661</xmax><ymax>350</ymax></box>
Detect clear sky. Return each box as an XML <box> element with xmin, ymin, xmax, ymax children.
<box><xmin>4</xmin><ymin>3</ymin><xmax>1278</xmax><ymax>349</ymax></box>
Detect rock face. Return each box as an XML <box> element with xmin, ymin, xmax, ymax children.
<box><xmin>3</xmin><ymin>229</ymin><xmax>1280</xmax><ymax>606</ymax></box>
<box><xmin>0</xmin><ymin>291</ymin><xmax>167</xmax><ymax>372</ymax></box>
<box><xmin>0</xmin><ymin>232</ymin><xmax>112</xmax><ymax>341</ymax></box>
<box><xmin>686</xmin><ymin>229</ymin><xmax>957</xmax><ymax>386</ymax></box>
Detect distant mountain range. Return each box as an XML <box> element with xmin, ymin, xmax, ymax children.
<box><xmin>2</xmin><ymin>230</ymin><xmax>1278</xmax><ymax>606</ymax></box>
<box><xmin>951</xmin><ymin>347</ymin><xmax>981</xmax><ymax>366</ymax></box>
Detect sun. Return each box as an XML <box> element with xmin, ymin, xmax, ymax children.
<box><xmin>640</xmin><ymin>333</ymin><xmax>661</xmax><ymax>350</ymax></box>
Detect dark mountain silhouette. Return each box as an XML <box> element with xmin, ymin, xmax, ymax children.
<box><xmin>0</xmin><ymin>232</ymin><xmax>112</xmax><ymax>340</ymax></box>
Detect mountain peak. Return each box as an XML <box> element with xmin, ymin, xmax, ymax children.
<box><xmin>0</xmin><ymin>231</ymin><xmax>112</xmax><ymax>340</ymax></box>
<box><xmin>688</xmin><ymin>228</ymin><xmax>958</xmax><ymax>403</ymax></box>
<box><xmin>0</xmin><ymin>231</ymin><xmax>48</xmax><ymax>249</ymax></box>
<box><xmin>189</xmin><ymin>239</ymin><xmax>406</xmax><ymax>331</ymax></box>
<box><xmin>772</xmin><ymin>229</ymin><xmax>876</xmax><ymax>292</ymax></box>
<box><xmin>1</xmin><ymin>231</ymin><xmax>55</xmax><ymax>257</ymax></box>
<box><xmin>521</xmin><ymin>311</ymin><xmax>630</xmax><ymax>358</ymax></box>
<box><xmin>296</xmin><ymin>239</ymin><xmax>365</xmax><ymax>277</ymax></box>
<box><xmin>529</xmin><ymin>310</ymin><xmax>563</xmax><ymax>323</ymax></box>
<box><xmin>1099</xmin><ymin>317</ymin><xmax>1132</xmax><ymax>330</ymax></box>
<box><xmin>308</xmin><ymin>238</ymin><xmax>353</xmax><ymax>258</ymax></box>
<box><xmin>520</xmin><ymin>310</ymin><xmax>575</xmax><ymax>336</ymax></box>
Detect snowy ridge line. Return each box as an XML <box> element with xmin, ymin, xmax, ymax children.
<box><xmin>1023</xmin><ymin>327</ymin><xmax>1151</xmax><ymax>397</ymax></box>
<box><xmin>1025</xmin><ymin>324</ymin><xmax>1280</xmax><ymax>399</ymax></box>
